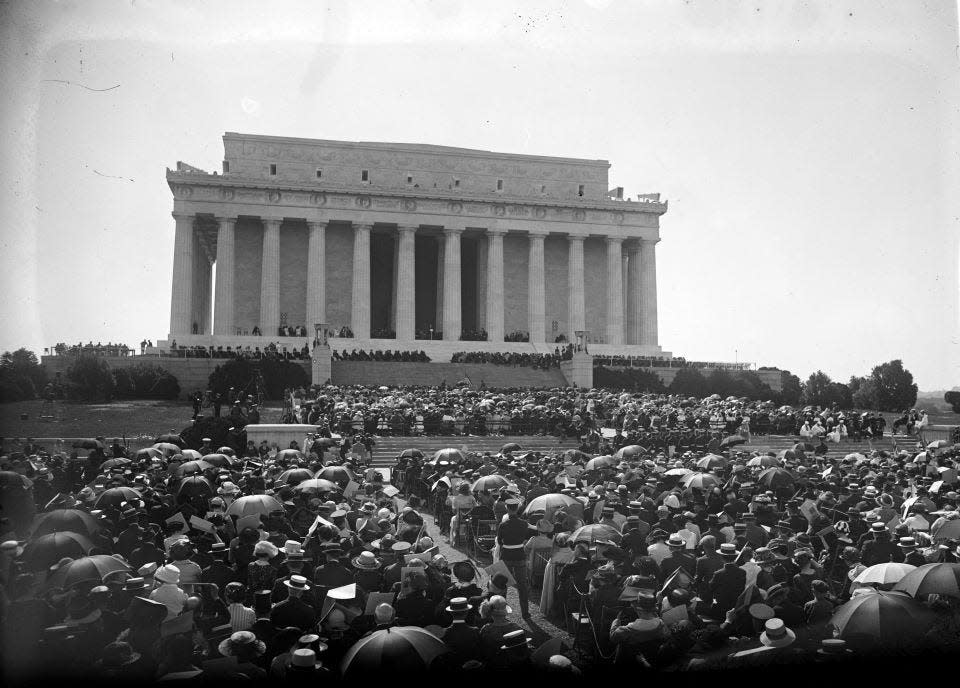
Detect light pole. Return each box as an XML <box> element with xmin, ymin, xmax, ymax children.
<box><xmin>429</xmin><ymin>325</ymin><xmax>433</xmax><ymax>341</ymax></box>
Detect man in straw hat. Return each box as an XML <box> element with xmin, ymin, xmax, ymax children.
<box><xmin>270</xmin><ymin>575</ymin><xmax>317</xmax><ymax>631</ymax></box>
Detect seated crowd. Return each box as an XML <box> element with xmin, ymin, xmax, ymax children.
<box><xmin>332</xmin><ymin>349</ymin><xmax>431</xmax><ymax>363</ymax></box>
<box><xmin>450</xmin><ymin>345</ymin><xmax>573</xmax><ymax>369</ymax></box>
<box><xmin>53</xmin><ymin>342</ymin><xmax>134</xmax><ymax>357</ymax></box>
<box><xmin>166</xmin><ymin>343</ymin><xmax>312</xmax><ymax>360</ymax></box>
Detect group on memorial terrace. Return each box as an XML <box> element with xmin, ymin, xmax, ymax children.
<box><xmin>249</xmin><ymin>325</ymin><xmax>309</xmax><ymax>337</ymax></box>
<box><xmin>163</xmin><ymin>343</ymin><xmax>313</xmax><ymax>360</ymax></box>
<box><xmin>332</xmin><ymin>350</ymin><xmax>432</xmax><ymax>363</ymax></box>
<box><xmin>50</xmin><ymin>342</ymin><xmax>136</xmax><ymax>357</ymax></box>
<box><xmin>450</xmin><ymin>347</ymin><xmax>573</xmax><ymax>370</ymax></box>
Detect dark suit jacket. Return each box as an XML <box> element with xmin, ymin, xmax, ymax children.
<box><xmin>695</xmin><ymin>552</ymin><xmax>724</xmax><ymax>588</ymax></box>
<box><xmin>441</xmin><ymin>621</ymin><xmax>481</xmax><ymax>663</ymax></box>
<box><xmin>708</xmin><ymin>563</ymin><xmax>747</xmax><ymax>614</ymax></box>
<box><xmin>269</xmin><ymin>596</ymin><xmax>317</xmax><ymax>631</ymax></box>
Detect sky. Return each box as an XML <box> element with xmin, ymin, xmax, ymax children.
<box><xmin>1</xmin><ymin>0</ymin><xmax>957</xmax><ymax>391</ymax></box>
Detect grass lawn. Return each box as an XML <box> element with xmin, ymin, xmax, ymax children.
<box><xmin>0</xmin><ymin>399</ymin><xmax>284</xmax><ymax>446</ymax></box>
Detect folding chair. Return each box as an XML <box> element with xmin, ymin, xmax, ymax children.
<box><xmin>451</xmin><ymin>507</ymin><xmax>473</xmax><ymax>549</ymax></box>
<box><xmin>528</xmin><ymin>547</ymin><xmax>552</xmax><ymax>590</ymax></box>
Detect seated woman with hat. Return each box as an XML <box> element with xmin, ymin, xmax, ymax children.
<box><xmin>609</xmin><ymin>590</ymin><xmax>668</xmax><ymax>667</ymax></box>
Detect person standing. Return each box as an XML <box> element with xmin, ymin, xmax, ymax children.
<box><xmin>495</xmin><ymin>499</ymin><xmax>536</xmax><ymax>618</ymax></box>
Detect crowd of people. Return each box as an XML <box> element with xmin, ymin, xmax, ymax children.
<box><xmin>165</xmin><ymin>344</ymin><xmax>312</xmax><ymax>361</ymax></box>
<box><xmin>332</xmin><ymin>350</ymin><xmax>431</xmax><ymax>363</ymax></box>
<box><xmin>0</xmin><ymin>392</ymin><xmax>957</xmax><ymax>681</ymax></box>
<box><xmin>504</xmin><ymin>331</ymin><xmax>530</xmax><ymax>342</ymax></box>
<box><xmin>52</xmin><ymin>342</ymin><xmax>135</xmax><ymax>357</ymax></box>
<box><xmin>450</xmin><ymin>346</ymin><xmax>573</xmax><ymax>370</ymax></box>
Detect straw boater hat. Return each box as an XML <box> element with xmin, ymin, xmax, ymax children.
<box><xmin>719</xmin><ymin>543</ymin><xmax>739</xmax><ymax>560</ymax></box>
<box><xmin>500</xmin><ymin>629</ymin><xmax>530</xmax><ymax>651</ymax></box>
<box><xmin>446</xmin><ymin>597</ymin><xmax>472</xmax><ymax>614</ymax></box>
<box><xmin>218</xmin><ymin>631</ymin><xmax>266</xmax><ymax>658</ymax></box>
<box><xmin>284</xmin><ymin>575</ymin><xmax>311</xmax><ymax>592</ymax></box>
<box><xmin>352</xmin><ymin>551</ymin><xmax>381</xmax><ymax>570</ymax></box>
<box><xmin>667</xmin><ymin>534</ymin><xmax>686</xmax><ymax>548</ymax></box>
<box><xmin>759</xmin><ymin>618</ymin><xmax>796</xmax><ymax>648</ymax></box>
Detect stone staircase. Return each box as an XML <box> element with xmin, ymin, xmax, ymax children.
<box><xmin>367</xmin><ymin>432</ymin><xmax>919</xmax><ymax>468</ymax></box>
<box><xmin>331</xmin><ymin>361</ymin><xmax>568</xmax><ymax>388</ymax></box>
<box><xmin>368</xmin><ymin>434</ymin><xmax>579</xmax><ymax>466</ymax></box>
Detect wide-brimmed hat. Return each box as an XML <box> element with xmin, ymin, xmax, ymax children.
<box><xmin>500</xmin><ymin>629</ymin><xmax>529</xmax><ymax>651</ymax></box>
<box><xmin>719</xmin><ymin>543</ymin><xmax>739</xmax><ymax>559</ymax></box>
<box><xmin>446</xmin><ymin>596</ymin><xmax>472</xmax><ymax>614</ymax></box>
<box><xmin>817</xmin><ymin>639</ymin><xmax>852</xmax><ymax>656</ymax></box>
<box><xmin>154</xmin><ymin>564</ymin><xmax>181</xmax><ymax>585</ymax></box>
<box><xmin>869</xmin><ymin>521</ymin><xmax>887</xmax><ymax>533</ymax></box>
<box><xmin>254</xmin><ymin>540</ymin><xmax>279</xmax><ymax>558</ymax></box>
<box><xmin>749</xmin><ymin>603</ymin><xmax>775</xmax><ymax>621</ymax></box>
<box><xmin>122</xmin><ymin>577</ymin><xmax>149</xmax><ymax>593</ymax></box>
<box><xmin>284</xmin><ymin>574</ymin><xmax>311</xmax><ymax>591</ymax></box>
<box><xmin>352</xmin><ymin>551</ymin><xmax>381</xmax><ymax>570</ymax></box>
<box><xmin>752</xmin><ymin>547</ymin><xmax>777</xmax><ymax>565</ymax></box>
<box><xmin>878</xmin><ymin>494</ymin><xmax>895</xmax><ymax>508</ymax></box>
<box><xmin>667</xmin><ymin>534</ymin><xmax>686</xmax><ymax>548</ymax></box>
<box><xmin>898</xmin><ymin>537</ymin><xmax>918</xmax><ymax>550</ymax></box>
<box><xmin>760</xmin><ymin>618</ymin><xmax>796</xmax><ymax>648</ymax></box>
<box><xmin>218</xmin><ymin>631</ymin><xmax>266</xmax><ymax>658</ymax></box>
<box><xmin>452</xmin><ymin>560</ymin><xmax>476</xmax><ymax>582</ymax></box>
<box><xmin>361</xmin><ymin>502</ymin><xmax>377</xmax><ymax>513</ymax></box>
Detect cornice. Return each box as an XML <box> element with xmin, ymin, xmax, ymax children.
<box><xmin>165</xmin><ymin>170</ymin><xmax>667</xmax><ymax>217</ymax></box>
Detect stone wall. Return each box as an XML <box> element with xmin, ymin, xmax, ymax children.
<box><xmin>222</xmin><ymin>134</ymin><xmax>611</xmax><ymax>201</ymax></box>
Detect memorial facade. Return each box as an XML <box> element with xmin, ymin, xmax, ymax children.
<box><xmin>162</xmin><ymin>133</ymin><xmax>668</xmax><ymax>356</ymax></box>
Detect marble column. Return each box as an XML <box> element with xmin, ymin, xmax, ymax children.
<box><xmin>213</xmin><ymin>216</ymin><xmax>236</xmax><ymax>335</ymax></box>
<box><xmin>169</xmin><ymin>212</ymin><xmax>195</xmax><ymax>336</ymax></box>
<box><xmin>639</xmin><ymin>238</ymin><xmax>659</xmax><ymax>346</ymax></box>
<box><xmin>259</xmin><ymin>218</ymin><xmax>281</xmax><ymax>337</ymax></box>
<box><xmin>396</xmin><ymin>225</ymin><xmax>417</xmax><ymax>341</ymax></box>
<box><xmin>626</xmin><ymin>244</ymin><xmax>642</xmax><ymax>344</ymax></box>
<box><xmin>305</xmin><ymin>220</ymin><xmax>327</xmax><ymax>329</ymax></box>
<box><xmin>485</xmin><ymin>229</ymin><xmax>506</xmax><ymax>342</ymax></box>
<box><xmin>435</xmin><ymin>236</ymin><xmax>445</xmax><ymax>333</ymax></box>
<box><xmin>567</xmin><ymin>235</ymin><xmax>586</xmax><ymax>335</ymax></box>
<box><xmin>527</xmin><ymin>230</ymin><xmax>547</xmax><ymax>342</ymax></box>
<box><xmin>605</xmin><ymin>236</ymin><xmax>624</xmax><ymax>345</ymax></box>
<box><xmin>193</xmin><ymin>242</ymin><xmax>212</xmax><ymax>335</ymax></box>
<box><xmin>351</xmin><ymin>223</ymin><xmax>372</xmax><ymax>339</ymax></box>
<box><xmin>442</xmin><ymin>227</ymin><xmax>462</xmax><ymax>341</ymax></box>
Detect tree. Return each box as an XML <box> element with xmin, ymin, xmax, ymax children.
<box><xmin>705</xmin><ymin>369</ymin><xmax>734</xmax><ymax>398</ymax></box>
<box><xmin>65</xmin><ymin>356</ymin><xmax>115</xmax><ymax>401</ymax></box>
<box><xmin>945</xmin><ymin>391</ymin><xmax>960</xmax><ymax>415</ymax></box>
<box><xmin>870</xmin><ymin>359</ymin><xmax>918</xmax><ymax>412</ymax></box>
<box><xmin>852</xmin><ymin>377</ymin><xmax>880</xmax><ymax>410</ymax></box>
<box><xmin>0</xmin><ymin>347</ymin><xmax>48</xmax><ymax>402</ymax></box>
<box><xmin>208</xmin><ymin>358</ymin><xmax>308</xmax><ymax>400</ymax></box>
<box><xmin>779</xmin><ymin>371</ymin><xmax>803</xmax><ymax>405</ymax></box>
<box><xmin>669</xmin><ymin>367</ymin><xmax>709</xmax><ymax>397</ymax></box>
<box><xmin>593</xmin><ymin>367</ymin><xmax>666</xmax><ymax>392</ymax></box>
<box><xmin>801</xmin><ymin>371</ymin><xmax>834</xmax><ymax>406</ymax></box>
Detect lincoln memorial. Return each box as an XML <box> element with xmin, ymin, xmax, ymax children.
<box><xmin>160</xmin><ymin>133</ymin><xmax>669</xmax><ymax>358</ymax></box>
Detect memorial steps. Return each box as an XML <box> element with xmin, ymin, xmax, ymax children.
<box><xmin>330</xmin><ymin>360</ymin><xmax>569</xmax><ymax>388</ymax></box>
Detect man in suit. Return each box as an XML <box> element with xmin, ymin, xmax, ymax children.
<box><xmin>201</xmin><ymin>542</ymin><xmax>236</xmax><ymax>593</ymax></box>
<box><xmin>707</xmin><ymin>543</ymin><xmax>747</xmax><ymax>618</ymax></box>
<box><xmin>742</xmin><ymin>513</ymin><xmax>770</xmax><ymax>548</ymax></box>
<box><xmin>440</xmin><ymin>597</ymin><xmax>481</xmax><ymax>667</ymax></box>
<box><xmin>859</xmin><ymin>522</ymin><xmax>903</xmax><ymax>566</ymax></box>
<box><xmin>660</xmin><ymin>533</ymin><xmax>696</xmax><ymax>581</ymax></box>
<box><xmin>694</xmin><ymin>534</ymin><xmax>724</xmax><ymax>596</ymax></box>
<box><xmin>269</xmin><ymin>576</ymin><xmax>317</xmax><ymax>631</ymax></box>
<box><xmin>313</xmin><ymin>543</ymin><xmax>354</xmax><ymax>592</ymax></box>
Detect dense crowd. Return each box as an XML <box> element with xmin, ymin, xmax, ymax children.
<box><xmin>165</xmin><ymin>344</ymin><xmax>312</xmax><ymax>361</ymax></box>
<box><xmin>0</xmin><ymin>398</ymin><xmax>957</xmax><ymax>681</ymax></box>
<box><xmin>504</xmin><ymin>331</ymin><xmax>530</xmax><ymax>342</ymax></box>
<box><xmin>450</xmin><ymin>346</ymin><xmax>573</xmax><ymax>369</ymax></box>
<box><xmin>332</xmin><ymin>350</ymin><xmax>431</xmax><ymax>363</ymax></box>
<box><xmin>53</xmin><ymin>342</ymin><xmax>134</xmax><ymax>357</ymax></box>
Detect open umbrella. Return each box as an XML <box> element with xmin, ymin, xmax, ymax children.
<box><xmin>776</xmin><ymin>449</ymin><xmax>800</xmax><ymax>462</ymax></box>
<box><xmin>471</xmin><ymin>474</ymin><xmax>509</xmax><ymax>492</ymax></box>
<box><xmin>695</xmin><ymin>454</ymin><xmax>727</xmax><ymax>470</ymax></box>
<box><xmin>173</xmin><ymin>460</ymin><xmax>214</xmax><ymax>477</ymax></box>
<box><xmin>31</xmin><ymin>509</ymin><xmax>101</xmax><ymax>537</ymax></box>
<box><xmin>292</xmin><ymin>478</ymin><xmax>340</xmax><ymax>496</ymax></box>
<box><xmin>432</xmin><ymin>448</ymin><xmax>464</xmax><ymax>464</ymax></box>
<box><xmin>226</xmin><ymin>494</ymin><xmax>284</xmax><ymax>518</ymax></box>
<box><xmin>854</xmin><ymin>562</ymin><xmax>916</xmax><ymax>585</ymax></box>
<box><xmin>99</xmin><ymin>458</ymin><xmax>131</xmax><ymax>470</ymax></box>
<box><xmin>155</xmin><ymin>434</ymin><xmax>183</xmax><ymax>446</ymax></box>
<box><xmin>152</xmin><ymin>442</ymin><xmax>181</xmax><ymax>457</ymax></box>
<box><xmin>179</xmin><ymin>449</ymin><xmax>202</xmax><ymax>460</ymax></box>
<box><xmin>614</xmin><ymin>445</ymin><xmax>645</xmax><ymax>460</ymax></box>
<box><xmin>44</xmin><ymin>554</ymin><xmax>131</xmax><ymax>590</ymax></box>
<box><xmin>399</xmin><ymin>449</ymin><xmax>424</xmax><ymax>459</ymax></box>
<box><xmin>829</xmin><ymin>590</ymin><xmax>935</xmax><ymax>649</ymax></box>
<box><xmin>217</xmin><ymin>446</ymin><xmax>237</xmax><ymax>456</ymax></box>
<box><xmin>561</xmin><ymin>449</ymin><xmax>591</xmax><ymax>463</ymax></box>
<box><xmin>22</xmin><ymin>531</ymin><xmax>94</xmax><ymax>571</ymax></box>
<box><xmin>201</xmin><ymin>453</ymin><xmax>233</xmax><ymax>468</ymax></box>
<box><xmin>134</xmin><ymin>447</ymin><xmax>163</xmax><ymax>461</ymax></box>
<box><xmin>524</xmin><ymin>493</ymin><xmax>584</xmax><ymax>520</ymax></box>
<box><xmin>681</xmin><ymin>472</ymin><xmax>721</xmax><ymax>491</ymax></box>
<box><xmin>501</xmin><ymin>442</ymin><xmax>523</xmax><ymax>454</ymax></box>
<box><xmin>932</xmin><ymin>519</ymin><xmax>960</xmax><ymax>543</ymax></box>
<box><xmin>893</xmin><ymin>563</ymin><xmax>960</xmax><ymax>598</ymax></box>
<box><xmin>757</xmin><ymin>467</ymin><xmax>795</xmax><ymax>489</ymax></box>
<box><xmin>316</xmin><ymin>465</ymin><xmax>356</xmax><ymax>487</ymax></box>
<box><xmin>584</xmin><ymin>456</ymin><xmax>616</xmax><ymax>471</ymax></box>
<box><xmin>571</xmin><ymin>523</ymin><xmax>622</xmax><ymax>545</ymax></box>
<box><xmin>665</xmin><ymin>467</ymin><xmax>694</xmax><ymax>477</ymax></box>
<box><xmin>94</xmin><ymin>486</ymin><xmax>142</xmax><ymax>509</ymax></box>
<box><xmin>927</xmin><ymin>439</ymin><xmax>951</xmax><ymax>450</ymax></box>
<box><xmin>340</xmin><ymin>626</ymin><xmax>449</xmax><ymax>678</ymax></box>
<box><xmin>720</xmin><ymin>435</ymin><xmax>747</xmax><ymax>448</ymax></box>
<box><xmin>72</xmin><ymin>439</ymin><xmax>104</xmax><ymax>451</ymax></box>
<box><xmin>747</xmin><ymin>455</ymin><xmax>780</xmax><ymax>468</ymax></box>
<box><xmin>276</xmin><ymin>449</ymin><xmax>304</xmax><ymax>463</ymax></box>
<box><xmin>276</xmin><ymin>468</ymin><xmax>315</xmax><ymax>486</ymax></box>
<box><xmin>177</xmin><ymin>476</ymin><xmax>214</xmax><ymax>498</ymax></box>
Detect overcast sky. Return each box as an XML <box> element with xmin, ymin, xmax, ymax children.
<box><xmin>1</xmin><ymin>0</ymin><xmax>957</xmax><ymax>391</ymax></box>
